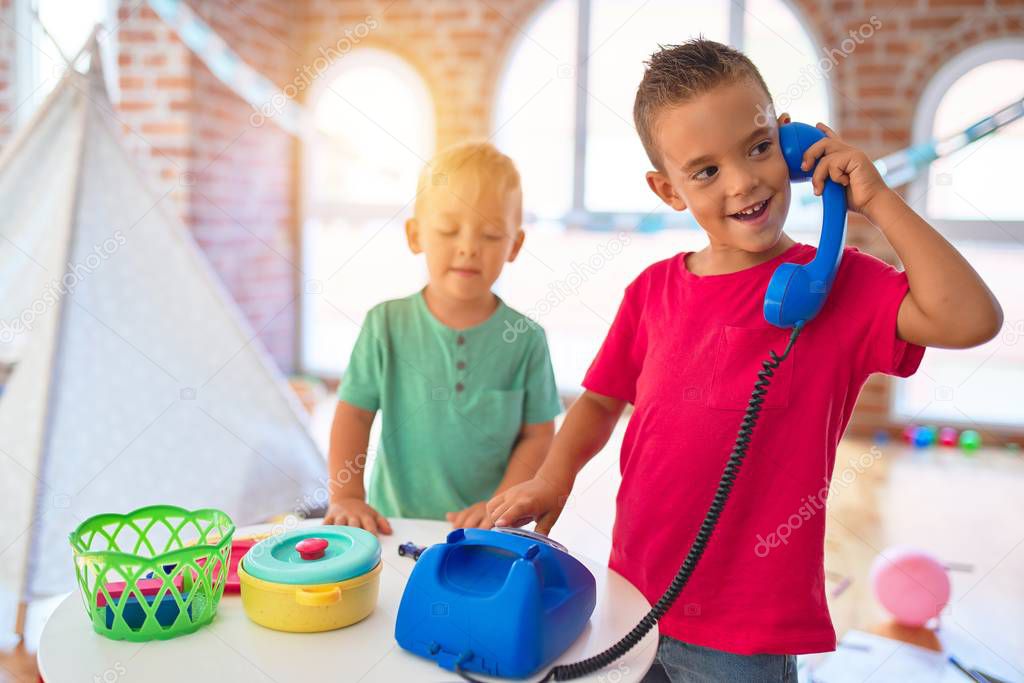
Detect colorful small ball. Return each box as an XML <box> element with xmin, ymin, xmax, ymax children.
<box><xmin>903</xmin><ymin>425</ymin><xmax>918</xmax><ymax>444</ymax></box>
<box><xmin>959</xmin><ymin>429</ymin><xmax>981</xmax><ymax>453</ymax></box>
<box><xmin>913</xmin><ymin>425</ymin><xmax>936</xmax><ymax>448</ymax></box>
<box><xmin>870</xmin><ymin>546</ymin><xmax>950</xmax><ymax>627</ymax></box>
<box><xmin>939</xmin><ymin>427</ymin><xmax>958</xmax><ymax>447</ymax></box>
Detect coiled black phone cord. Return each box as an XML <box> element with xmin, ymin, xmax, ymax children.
<box><xmin>533</xmin><ymin>323</ymin><xmax>803</xmax><ymax>682</ymax></box>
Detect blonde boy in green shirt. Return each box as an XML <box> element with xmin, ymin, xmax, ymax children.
<box><xmin>323</xmin><ymin>142</ymin><xmax>563</xmax><ymax>534</ymax></box>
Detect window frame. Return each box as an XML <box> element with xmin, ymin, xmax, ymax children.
<box><xmin>14</xmin><ymin>0</ymin><xmax>118</xmax><ymax>125</ymax></box>
<box><xmin>493</xmin><ymin>0</ymin><xmax>834</xmax><ymax>230</ymax></box>
<box><xmin>298</xmin><ymin>47</ymin><xmax>435</xmax><ymax>377</ymax></box>
<box><xmin>893</xmin><ymin>39</ymin><xmax>1024</xmax><ymax>432</ymax></box>
<box><xmin>907</xmin><ymin>38</ymin><xmax>1024</xmax><ymax>243</ymax></box>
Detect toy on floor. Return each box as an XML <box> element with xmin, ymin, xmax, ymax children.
<box><xmin>938</xmin><ymin>427</ymin><xmax>959</xmax><ymax>446</ymax></box>
<box><xmin>959</xmin><ymin>429</ymin><xmax>982</xmax><ymax>453</ymax></box>
<box><xmin>237</xmin><ymin>526</ymin><xmax>381</xmax><ymax>633</ymax></box>
<box><xmin>395</xmin><ymin>527</ymin><xmax>596</xmax><ymax>678</ymax></box>
<box><xmin>825</xmin><ymin>570</ymin><xmax>853</xmax><ymax>599</ymax></box>
<box><xmin>903</xmin><ymin>424</ymin><xmax>918</xmax><ymax>443</ymax></box>
<box><xmin>912</xmin><ymin>425</ymin><xmax>937</xmax><ymax>448</ymax></box>
<box><xmin>870</xmin><ymin>546</ymin><xmax>950</xmax><ymax>627</ymax></box>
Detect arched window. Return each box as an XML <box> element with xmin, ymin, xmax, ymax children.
<box><xmin>301</xmin><ymin>48</ymin><xmax>434</xmax><ymax>375</ymax></box>
<box><xmin>493</xmin><ymin>0</ymin><xmax>830</xmax><ymax>389</ymax></box>
<box><xmin>913</xmin><ymin>47</ymin><xmax>1024</xmax><ymax>227</ymax></box>
<box><xmin>895</xmin><ymin>41</ymin><xmax>1024</xmax><ymax>428</ymax></box>
<box><xmin>494</xmin><ymin>0</ymin><xmax>830</xmax><ymax>224</ymax></box>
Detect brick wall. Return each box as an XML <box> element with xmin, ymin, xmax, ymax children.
<box><xmin>114</xmin><ymin>4</ymin><xmax>195</xmax><ymax>220</ymax></box>
<box><xmin>301</xmin><ymin>0</ymin><xmax>546</xmax><ymax>148</ymax></box>
<box><xmin>0</xmin><ymin>0</ymin><xmax>15</xmax><ymax>147</ymax></box>
<box><xmin>298</xmin><ymin>0</ymin><xmax>1022</xmax><ymax>434</ymax></box>
<box><xmin>185</xmin><ymin>0</ymin><xmax>301</xmax><ymax>368</ymax></box>
<box><xmin>113</xmin><ymin>1</ymin><xmax>300</xmax><ymax>368</ymax></box>
<box><xmin>0</xmin><ymin>0</ymin><xmax>1020</xmax><ymax>421</ymax></box>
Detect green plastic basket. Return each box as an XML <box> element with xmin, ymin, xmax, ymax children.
<box><xmin>69</xmin><ymin>505</ymin><xmax>235</xmax><ymax>641</ymax></box>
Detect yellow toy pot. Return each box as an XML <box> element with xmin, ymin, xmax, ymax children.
<box><xmin>238</xmin><ymin>527</ymin><xmax>382</xmax><ymax>633</ymax></box>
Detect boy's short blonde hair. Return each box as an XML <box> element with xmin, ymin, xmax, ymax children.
<box><xmin>634</xmin><ymin>38</ymin><xmax>773</xmax><ymax>171</ymax></box>
<box><xmin>414</xmin><ymin>141</ymin><xmax>523</xmax><ymax>225</ymax></box>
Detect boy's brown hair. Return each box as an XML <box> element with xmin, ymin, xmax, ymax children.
<box><xmin>633</xmin><ymin>38</ymin><xmax>773</xmax><ymax>170</ymax></box>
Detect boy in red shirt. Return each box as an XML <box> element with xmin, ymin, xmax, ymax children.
<box><xmin>486</xmin><ymin>39</ymin><xmax>1002</xmax><ymax>681</ymax></box>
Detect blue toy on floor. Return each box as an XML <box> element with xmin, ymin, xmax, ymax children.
<box><xmin>394</xmin><ymin>527</ymin><xmax>596</xmax><ymax>678</ymax></box>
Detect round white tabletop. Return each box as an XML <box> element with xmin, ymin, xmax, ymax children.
<box><xmin>38</xmin><ymin>518</ymin><xmax>657</xmax><ymax>682</ymax></box>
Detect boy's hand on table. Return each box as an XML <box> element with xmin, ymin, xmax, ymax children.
<box><xmin>486</xmin><ymin>476</ymin><xmax>569</xmax><ymax>536</ymax></box>
<box><xmin>323</xmin><ymin>498</ymin><xmax>393</xmax><ymax>535</ymax></box>
<box><xmin>446</xmin><ymin>502</ymin><xmax>493</xmax><ymax>530</ymax></box>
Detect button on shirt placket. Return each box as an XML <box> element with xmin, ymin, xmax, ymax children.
<box><xmin>454</xmin><ymin>334</ymin><xmax>466</xmax><ymax>394</ymax></box>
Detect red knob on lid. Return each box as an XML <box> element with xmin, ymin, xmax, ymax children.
<box><xmin>295</xmin><ymin>537</ymin><xmax>328</xmax><ymax>561</ymax></box>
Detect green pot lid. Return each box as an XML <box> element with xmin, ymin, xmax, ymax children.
<box><xmin>242</xmin><ymin>526</ymin><xmax>380</xmax><ymax>585</ymax></box>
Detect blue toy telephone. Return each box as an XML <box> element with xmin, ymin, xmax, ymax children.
<box><xmin>765</xmin><ymin>121</ymin><xmax>848</xmax><ymax>328</ymax></box>
<box><xmin>395</xmin><ymin>528</ymin><xmax>596</xmax><ymax>678</ymax></box>
<box><xmin>395</xmin><ymin>122</ymin><xmax>849</xmax><ymax>682</ymax></box>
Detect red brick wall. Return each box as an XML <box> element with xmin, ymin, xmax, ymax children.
<box><xmin>0</xmin><ymin>0</ymin><xmax>1020</xmax><ymax>411</ymax></box>
<box><xmin>114</xmin><ymin>4</ymin><xmax>195</xmax><ymax>219</ymax></box>
<box><xmin>0</xmin><ymin>0</ymin><xmax>15</xmax><ymax>146</ymax></box>
<box><xmin>113</xmin><ymin>1</ymin><xmax>300</xmax><ymax>368</ymax></box>
<box><xmin>185</xmin><ymin>1</ymin><xmax>301</xmax><ymax>368</ymax></box>
<box><xmin>297</xmin><ymin>0</ymin><xmax>1022</xmax><ymax>433</ymax></box>
<box><xmin>301</xmin><ymin>0</ymin><xmax>546</xmax><ymax>147</ymax></box>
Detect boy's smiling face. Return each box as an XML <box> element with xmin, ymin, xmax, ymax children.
<box><xmin>645</xmin><ymin>79</ymin><xmax>792</xmax><ymax>255</ymax></box>
<box><xmin>406</xmin><ymin>178</ymin><xmax>524</xmax><ymax>303</ymax></box>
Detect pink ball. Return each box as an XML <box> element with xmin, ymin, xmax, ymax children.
<box><xmin>870</xmin><ymin>546</ymin><xmax>950</xmax><ymax>627</ymax></box>
<box><xmin>903</xmin><ymin>425</ymin><xmax>917</xmax><ymax>443</ymax></box>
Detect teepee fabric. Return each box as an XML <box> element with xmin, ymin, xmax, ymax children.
<box><xmin>0</xmin><ymin>44</ymin><xmax>324</xmax><ymax>628</ymax></box>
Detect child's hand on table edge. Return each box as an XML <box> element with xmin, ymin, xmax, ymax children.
<box><xmin>446</xmin><ymin>501</ymin><xmax>493</xmax><ymax>530</ymax></box>
<box><xmin>800</xmin><ymin>122</ymin><xmax>894</xmax><ymax>217</ymax></box>
<box><xmin>323</xmin><ymin>498</ymin><xmax>393</xmax><ymax>535</ymax></box>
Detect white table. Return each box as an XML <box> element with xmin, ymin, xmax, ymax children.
<box><xmin>38</xmin><ymin>518</ymin><xmax>657</xmax><ymax>682</ymax></box>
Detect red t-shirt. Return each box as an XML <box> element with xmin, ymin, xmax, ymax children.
<box><xmin>582</xmin><ymin>243</ymin><xmax>925</xmax><ymax>655</ymax></box>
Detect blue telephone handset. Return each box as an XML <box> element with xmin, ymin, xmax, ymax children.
<box><xmin>763</xmin><ymin>122</ymin><xmax>848</xmax><ymax>329</ymax></box>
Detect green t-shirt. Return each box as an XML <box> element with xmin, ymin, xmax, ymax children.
<box><xmin>337</xmin><ymin>290</ymin><xmax>563</xmax><ymax>519</ymax></box>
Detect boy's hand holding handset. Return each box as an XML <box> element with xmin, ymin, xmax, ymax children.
<box><xmin>800</xmin><ymin>121</ymin><xmax>890</xmax><ymax>216</ymax></box>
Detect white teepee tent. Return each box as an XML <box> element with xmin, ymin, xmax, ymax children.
<box><xmin>0</xmin><ymin>39</ymin><xmax>325</xmax><ymax>632</ymax></box>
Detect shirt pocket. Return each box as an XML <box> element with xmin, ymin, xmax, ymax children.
<box><xmin>707</xmin><ymin>325</ymin><xmax>795</xmax><ymax>411</ymax></box>
<box><xmin>462</xmin><ymin>388</ymin><xmax>525</xmax><ymax>453</ymax></box>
